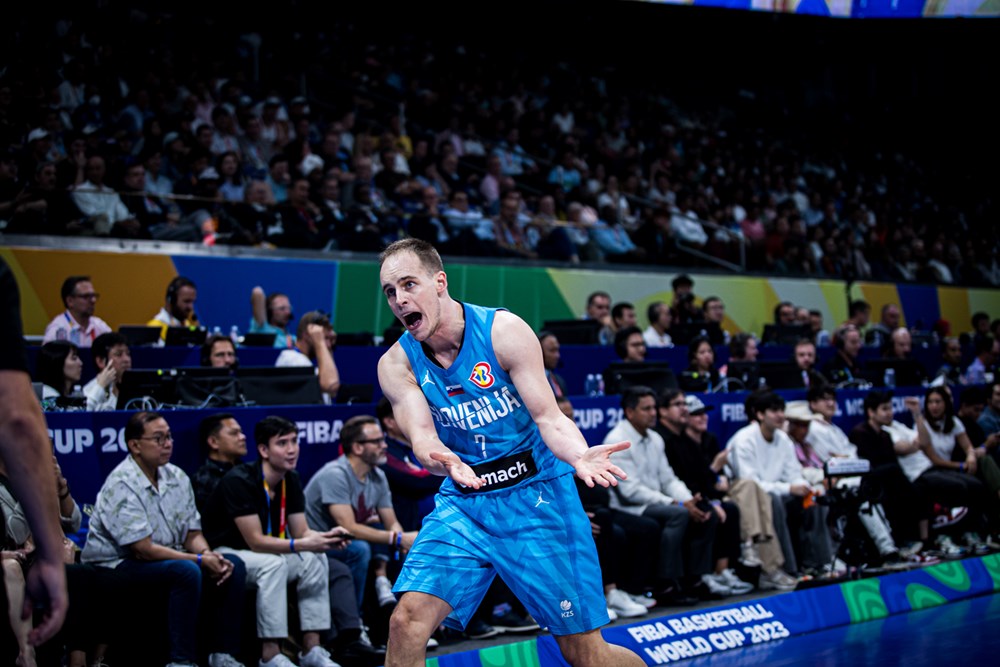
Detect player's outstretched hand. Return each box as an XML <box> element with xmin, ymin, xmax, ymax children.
<box><xmin>574</xmin><ymin>441</ymin><xmax>630</xmax><ymax>488</ymax></box>
<box><xmin>429</xmin><ymin>451</ymin><xmax>484</xmax><ymax>490</ymax></box>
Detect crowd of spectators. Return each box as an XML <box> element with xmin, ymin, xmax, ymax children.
<box><xmin>1</xmin><ymin>6</ymin><xmax>997</xmax><ymax>285</ymax></box>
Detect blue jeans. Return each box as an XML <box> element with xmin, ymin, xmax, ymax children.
<box><xmin>327</xmin><ymin>539</ymin><xmax>371</xmax><ymax>609</ymax></box>
<box><xmin>115</xmin><ymin>554</ymin><xmax>246</xmax><ymax>660</ymax></box>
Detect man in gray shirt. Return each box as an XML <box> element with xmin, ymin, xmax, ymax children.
<box><xmin>305</xmin><ymin>415</ymin><xmax>417</xmax><ymax>611</ymax></box>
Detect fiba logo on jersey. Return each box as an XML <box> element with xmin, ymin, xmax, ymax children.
<box><xmin>469</xmin><ymin>361</ymin><xmax>495</xmax><ymax>388</ymax></box>
<box><xmin>560</xmin><ymin>600</ymin><xmax>574</xmax><ymax>618</ymax></box>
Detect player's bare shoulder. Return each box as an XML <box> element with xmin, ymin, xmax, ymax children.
<box><xmin>377</xmin><ymin>341</ymin><xmax>415</xmax><ymax>395</ymax></box>
<box><xmin>492</xmin><ymin>310</ymin><xmax>542</xmax><ymax>371</ymax></box>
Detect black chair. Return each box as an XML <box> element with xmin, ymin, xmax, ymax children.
<box><xmin>602</xmin><ymin>361</ymin><xmax>678</xmax><ymax>396</ymax></box>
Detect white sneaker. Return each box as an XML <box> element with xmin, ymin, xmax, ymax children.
<box><xmin>627</xmin><ymin>592</ymin><xmax>657</xmax><ymax>609</ymax></box>
<box><xmin>701</xmin><ymin>573</ymin><xmax>734</xmax><ymax>597</ymax></box>
<box><xmin>717</xmin><ymin>568</ymin><xmax>754</xmax><ymax>595</ymax></box>
<box><xmin>934</xmin><ymin>534</ymin><xmax>968</xmax><ymax>559</ymax></box>
<box><xmin>606</xmin><ymin>606</ymin><xmax>619</xmax><ymax>622</ymax></box>
<box><xmin>606</xmin><ymin>588</ymin><xmax>648</xmax><ymax>617</ymax></box>
<box><xmin>259</xmin><ymin>655</ymin><xmax>297</xmax><ymax>667</ymax></box>
<box><xmin>759</xmin><ymin>569</ymin><xmax>797</xmax><ymax>591</ymax></box>
<box><xmin>963</xmin><ymin>532</ymin><xmax>990</xmax><ymax>555</ymax></box>
<box><xmin>740</xmin><ymin>540</ymin><xmax>762</xmax><ymax>567</ymax></box>
<box><xmin>375</xmin><ymin>575</ymin><xmax>397</xmax><ymax>607</ymax></box>
<box><xmin>209</xmin><ymin>655</ymin><xmax>246</xmax><ymax>667</ymax></box>
<box><xmin>299</xmin><ymin>646</ymin><xmax>341</xmax><ymax>667</ymax></box>
<box><xmin>426</xmin><ymin>637</ymin><xmax>439</xmax><ymax>650</ymax></box>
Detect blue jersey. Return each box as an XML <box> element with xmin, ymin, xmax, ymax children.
<box><xmin>398</xmin><ymin>302</ymin><xmax>572</xmax><ymax>496</ymax></box>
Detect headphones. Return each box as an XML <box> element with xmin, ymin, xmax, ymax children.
<box><xmin>166</xmin><ymin>276</ymin><xmax>195</xmax><ymax>307</ymax></box>
<box><xmin>832</xmin><ymin>324</ymin><xmax>857</xmax><ymax>351</ymax></box>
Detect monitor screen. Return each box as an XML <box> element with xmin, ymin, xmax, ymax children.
<box><xmin>669</xmin><ymin>322</ymin><xmax>724</xmax><ymax>346</ymax></box>
<box><xmin>165</xmin><ymin>326</ymin><xmax>208</xmax><ymax>347</ymax></box>
<box><xmin>603</xmin><ymin>361</ymin><xmax>677</xmax><ymax>396</ymax></box>
<box><xmin>541</xmin><ymin>319</ymin><xmax>603</xmax><ymax>345</ymax></box>
<box><xmin>116</xmin><ymin>369</ymin><xmax>177</xmax><ymax>410</ymax></box>
<box><xmin>236</xmin><ymin>366</ymin><xmax>323</xmax><ymax>406</ymax></box>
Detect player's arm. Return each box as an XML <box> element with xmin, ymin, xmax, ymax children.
<box><xmin>492</xmin><ymin>311</ymin><xmax>628</xmax><ymax>488</ymax></box>
<box><xmin>377</xmin><ymin>345</ymin><xmax>483</xmax><ymax>488</ymax></box>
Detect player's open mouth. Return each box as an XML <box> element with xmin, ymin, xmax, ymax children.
<box><xmin>403</xmin><ymin>312</ymin><xmax>422</xmax><ymax>330</ymax></box>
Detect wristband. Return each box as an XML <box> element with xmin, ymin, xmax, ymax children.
<box><xmin>959</xmin><ymin>462</ymin><xmax>965</xmax><ymax>472</ymax></box>
<box><xmin>394</xmin><ymin>532</ymin><xmax>403</xmax><ymax>561</ymax></box>
<box><xmin>290</xmin><ymin>538</ymin><xmax>296</xmax><ymax>553</ymax></box>
<box><xmin>197</xmin><ymin>553</ymin><xmax>203</xmax><ymax>566</ymax></box>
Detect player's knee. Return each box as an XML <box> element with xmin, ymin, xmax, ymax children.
<box><xmin>389</xmin><ymin>598</ymin><xmax>429</xmax><ymax>640</ymax></box>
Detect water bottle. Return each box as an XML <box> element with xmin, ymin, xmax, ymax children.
<box><xmin>212</xmin><ymin>325</ymin><xmax>222</xmax><ymax>337</ymax></box>
<box><xmin>596</xmin><ymin>374</ymin><xmax>605</xmax><ymax>397</ymax></box>
<box><xmin>883</xmin><ymin>367</ymin><xmax>896</xmax><ymax>388</ymax></box>
<box><xmin>230</xmin><ymin>325</ymin><xmax>240</xmax><ymax>345</ymax></box>
<box><xmin>585</xmin><ymin>374</ymin><xmax>597</xmax><ymax>397</ymax></box>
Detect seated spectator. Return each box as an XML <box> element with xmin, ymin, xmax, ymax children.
<box><xmin>916</xmin><ymin>388</ymin><xmax>999</xmax><ymax>542</ymax></box>
<box><xmin>845</xmin><ymin>300</ymin><xmax>872</xmax><ymax>332</ymax></box>
<box><xmin>726</xmin><ymin>389</ymin><xmax>830</xmax><ymax>578</ymax></box>
<box><xmin>823</xmin><ymin>324</ymin><xmax>864</xmax><ymax>386</ymax></box>
<box><xmin>631</xmin><ymin>208</ymin><xmax>675</xmax><ymax>265</ymax></box>
<box><xmin>760</xmin><ymin>301</ymin><xmax>796</xmax><ymax>345</ymax></box>
<box><xmin>201</xmin><ymin>334</ymin><xmax>238</xmax><ymax>369</ymax></box>
<box><xmin>407</xmin><ymin>186</ymin><xmax>453</xmax><ymax>250</ymax></box>
<box><xmin>669</xmin><ymin>198</ymin><xmax>708</xmax><ymax>247</ymax></box>
<box><xmin>882</xmin><ymin>328</ymin><xmax>928</xmax><ymax>383</ymax></box>
<box><xmin>978</xmin><ymin>381</ymin><xmax>1000</xmax><ymax>440</ymax></box>
<box><xmin>701</xmin><ymin>297</ymin><xmax>730</xmax><ymax>344</ymax></box>
<box><xmin>192</xmin><ymin>413</ymin><xmax>247</xmax><ymax>514</ymax></box>
<box><xmin>202</xmin><ymin>415</ymin><xmax>347</xmax><ymax>667</ymax></box>
<box><xmin>42</xmin><ymin>275</ymin><xmax>112</xmax><ymax>347</ymax></box>
<box><xmin>375</xmin><ymin>397</ymin><xmax>442</xmax><ymax>533</ymax></box>
<box><xmin>82</xmin><ymin>332</ymin><xmax>132</xmax><ymax>411</ymax></box>
<box><xmin>584</xmin><ymin>290</ymin><xmax>613</xmax><ymax>345</ymax></box>
<box><xmin>865</xmin><ymin>304</ymin><xmax>901</xmax><ymax>349</ymax></box>
<box><xmin>972</xmin><ymin>312</ymin><xmax>992</xmax><ymax>348</ymax></box>
<box><xmin>81</xmin><ymin>411</ymin><xmax>246</xmax><ymax>667</ymax></box>
<box><xmin>120</xmin><ymin>159</ymin><xmax>194</xmax><ymax>241</ymax></box>
<box><xmin>590</xmin><ymin>206</ymin><xmax>642</xmax><ymax>262</ymax></box>
<box><xmin>4</xmin><ymin>160</ymin><xmax>86</xmax><ymax>236</ymax></box>
<box><xmin>613</xmin><ymin>326</ymin><xmax>647</xmax><ymax>363</ymax></box>
<box><xmin>492</xmin><ymin>194</ymin><xmax>536</xmax><ymax>260</ymax></box>
<box><xmin>956</xmin><ymin>387</ymin><xmax>1000</xmax><ymax>468</ymax></box>
<box><xmin>35</xmin><ymin>340</ymin><xmax>83</xmax><ymax>401</ymax></box>
<box><xmin>537</xmin><ymin>331</ymin><xmax>568</xmax><ymax>397</ymax></box>
<box><xmin>642</xmin><ymin>301</ymin><xmax>674</xmax><ymax>349</ymax></box>
<box><xmin>881</xmin><ymin>394</ymin><xmax>991</xmax><ymax>555</ymax></box>
<box><xmin>249</xmin><ymin>287</ymin><xmax>297</xmax><ymax>349</ymax></box>
<box><xmin>965</xmin><ymin>335</ymin><xmax>998</xmax><ymax>385</ymax></box>
<box><xmin>605</xmin><ymin>386</ymin><xmax>719</xmax><ymax>603</ymax></box>
<box><xmin>147</xmin><ymin>277</ymin><xmax>200</xmax><ymax>341</ymax></box>
<box><xmin>610</xmin><ymin>302</ymin><xmax>637</xmax><ymax>335</ymax></box>
<box><xmin>669</xmin><ymin>275</ymin><xmax>702</xmax><ymax>326</ymax></box>
<box><xmin>655</xmin><ymin>390</ymin><xmax>754</xmax><ymax>596</ymax></box>
<box><xmin>276</xmin><ymin>311</ymin><xmax>341</xmax><ymax>401</ymax></box>
<box><xmin>795</xmin><ymin>394</ymin><xmax>903</xmax><ymax>563</ymax></box>
<box><xmin>934</xmin><ymin>337</ymin><xmax>966</xmax><ymax>385</ymax></box>
<box><xmin>71</xmin><ymin>155</ymin><xmax>140</xmax><ymax>236</ymax></box>
<box><xmin>441</xmin><ymin>190</ymin><xmax>494</xmax><ymax>256</ymax></box>
<box><xmin>792</xmin><ymin>339</ymin><xmax>828</xmax><ymax>389</ymax></box>
<box><xmin>809</xmin><ymin>310</ymin><xmax>831</xmax><ymax>347</ymax></box>
<box><xmin>681</xmin><ymin>335</ymin><xmax>719</xmax><ymax>391</ymax></box>
<box><xmin>265</xmin><ymin>154</ymin><xmax>290</xmax><ymax>204</ymax></box>
<box><xmin>559</xmin><ymin>396</ymin><xmax>658</xmax><ymax>619</ymax></box>
<box><xmin>227</xmin><ymin>180</ymin><xmax>279</xmax><ymax>245</ymax></box>
<box><xmin>728</xmin><ymin>333</ymin><xmax>759</xmax><ymax>364</ymax></box>
<box><xmin>304</xmin><ymin>415</ymin><xmax>417</xmax><ymax>615</ymax></box>
<box><xmin>274</xmin><ymin>177</ymin><xmax>334</xmax><ymax>250</ymax></box>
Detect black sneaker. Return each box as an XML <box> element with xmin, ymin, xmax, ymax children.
<box><xmin>490</xmin><ymin>610</ymin><xmax>540</xmax><ymax>634</ymax></box>
<box><xmin>465</xmin><ymin>618</ymin><xmax>500</xmax><ymax>640</ymax></box>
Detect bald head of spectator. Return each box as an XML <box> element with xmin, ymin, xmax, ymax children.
<box><xmin>888</xmin><ymin>328</ymin><xmax>912</xmax><ymax>359</ymax></box>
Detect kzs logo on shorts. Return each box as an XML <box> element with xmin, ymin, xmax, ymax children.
<box><xmin>560</xmin><ymin>600</ymin><xmax>574</xmax><ymax>618</ymax></box>
<box><xmin>469</xmin><ymin>361</ymin><xmax>495</xmax><ymax>388</ymax></box>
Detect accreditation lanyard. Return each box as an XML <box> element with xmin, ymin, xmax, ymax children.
<box><xmin>263</xmin><ymin>477</ymin><xmax>287</xmax><ymax>538</ymax></box>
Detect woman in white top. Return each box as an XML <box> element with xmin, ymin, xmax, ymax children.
<box><xmin>920</xmin><ymin>387</ymin><xmax>1000</xmax><ymax>501</ymax></box>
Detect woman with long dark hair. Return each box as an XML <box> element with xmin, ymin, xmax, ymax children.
<box><xmin>35</xmin><ymin>340</ymin><xmax>83</xmax><ymax>400</ymax></box>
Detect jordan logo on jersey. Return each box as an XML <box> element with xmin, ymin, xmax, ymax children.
<box><xmin>421</xmin><ymin>370</ymin><xmax>436</xmax><ymax>387</ymax></box>
<box><xmin>469</xmin><ymin>361</ymin><xmax>495</xmax><ymax>389</ymax></box>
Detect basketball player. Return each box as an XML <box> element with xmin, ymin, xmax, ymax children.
<box><xmin>377</xmin><ymin>239</ymin><xmax>644</xmax><ymax>667</ymax></box>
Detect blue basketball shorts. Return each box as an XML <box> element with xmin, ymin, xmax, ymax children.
<box><xmin>393</xmin><ymin>472</ymin><xmax>609</xmax><ymax>636</ymax></box>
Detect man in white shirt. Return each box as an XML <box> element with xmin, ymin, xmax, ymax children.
<box><xmin>275</xmin><ymin>311</ymin><xmax>341</xmax><ymax>402</ymax></box>
<box><xmin>71</xmin><ymin>155</ymin><xmax>138</xmax><ymax>235</ymax></box>
<box><xmin>42</xmin><ymin>276</ymin><xmax>112</xmax><ymax>347</ymax></box>
<box><xmin>726</xmin><ymin>389</ymin><xmax>826</xmax><ymax>577</ymax></box>
<box><xmin>642</xmin><ymin>302</ymin><xmax>673</xmax><ymax>348</ymax></box>
<box><xmin>605</xmin><ymin>386</ymin><xmax>717</xmax><ymax>601</ymax></box>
